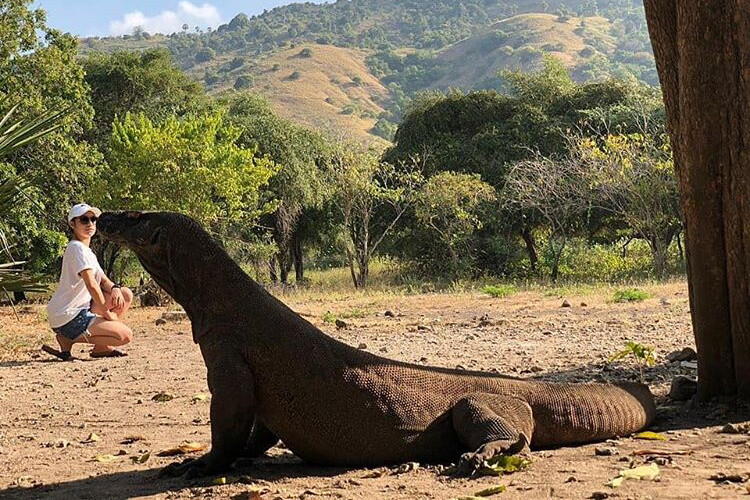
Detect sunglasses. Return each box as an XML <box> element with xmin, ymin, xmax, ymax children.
<box><xmin>77</xmin><ymin>216</ymin><xmax>98</xmax><ymax>225</ymax></box>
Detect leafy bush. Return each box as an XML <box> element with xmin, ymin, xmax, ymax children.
<box><xmin>482</xmin><ymin>285</ymin><xmax>518</xmax><ymax>298</ymax></box>
<box><xmin>287</xmin><ymin>71</ymin><xmax>302</xmax><ymax>81</ymax></box>
<box><xmin>298</xmin><ymin>48</ymin><xmax>313</xmax><ymax>58</ymax></box>
<box><xmin>613</xmin><ymin>288</ymin><xmax>650</xmax><ymax>303</ymax></box>
<box><xmin>234</xmin><ymin>75</ymin><xmax>254</xmax><ymax>89</ymax></box>
<box><xmin>195</xmin><ymin>47</ymin><xmax>215</xmax><ymax>63</ymax></box>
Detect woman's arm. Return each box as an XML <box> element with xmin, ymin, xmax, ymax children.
<box><xmin>81</xmin><ymin>269</ymin><xmax>117</xmax><ymax>320</ymax></box>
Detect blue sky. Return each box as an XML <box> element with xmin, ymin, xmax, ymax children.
<box><xmin>34</xmin><ymin>1</ymin><xmax>327</xmax><ymax>37</ymax></box>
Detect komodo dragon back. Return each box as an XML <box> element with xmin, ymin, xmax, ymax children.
<box><xmin>98</xmin><ymin>211</ymin><xmax>658</xmax><ymax>477</ymax></box>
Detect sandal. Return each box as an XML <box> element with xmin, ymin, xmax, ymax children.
<box><xmin>41</xmin><ymin>345</ymin><xmax>74</xmax><ymax>361</ymax></box>
<box><xmin>90</xmin><ymin>349</ymin><xmax>128</xmax><ymax>359</ymax></box>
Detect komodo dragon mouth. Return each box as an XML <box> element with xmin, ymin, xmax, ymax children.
<box><xmin>98</xmin><ymin>210</ymin><xmax>657</xmax><ymax>479</ymax></box>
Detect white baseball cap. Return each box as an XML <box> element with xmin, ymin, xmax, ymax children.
<box><xmin>67</xmin><ymin>203</ymin><xmax>102</xmax><ymax>223</ymax></box>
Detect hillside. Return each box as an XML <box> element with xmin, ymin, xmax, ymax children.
<box><xmin>78</xmin><ymin>0</ymin><xmax>656</xmax><ymax>141</ymax></box>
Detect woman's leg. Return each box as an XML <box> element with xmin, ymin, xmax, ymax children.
<box><xmin>90</xmin><ymin>287</ymin><xmax>134</xmax><ymax>320</ymax></box>
<box><xmin>86</xmin><ymin>317</ymin><xmax>133</xmax><ymax>354</ymax></box>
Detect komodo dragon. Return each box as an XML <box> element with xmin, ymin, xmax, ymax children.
<box><xmin>98</xmin><ymin>211</ymin><xmax>656</xmax><ymax>478</ymax></box>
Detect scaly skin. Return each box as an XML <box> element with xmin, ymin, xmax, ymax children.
<box><xmin>99</xmin><ymin>211</ymin><xmax>656</xmax><ymax>477</ymax></box>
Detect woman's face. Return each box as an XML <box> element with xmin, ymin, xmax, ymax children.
<box><xmin>71</xmin><ymin>211</ymin><xmax>98</xmax><ymax>240</ymax></box>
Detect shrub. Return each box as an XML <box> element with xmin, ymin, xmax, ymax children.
<box><xmin>195</xmin><ymin>48</ymin><xmax>215</xmax><ymax>63</ymax></box>
<box><xmin>613</xmin><ymin>288</ymin><xmax>650</xmax><ymax>303</ymax></box>
<box><xmin>287</xmin><ymin>71</ymin><xmax>302</xmax><ymax>81</ymax></box>
<box><xmin>482</xmin><ymin>285</ymin><xmax>518</xmax><ymax>298</ymax></box>
<box><xmin>298</xmin><ymin>48</ymin><xmax>313</xmax><ymax>58</ymax></box>
<box><xmin>234</xmin><ymin>75</ymin><xmax>254</xmax><ymax>89</ymax></box>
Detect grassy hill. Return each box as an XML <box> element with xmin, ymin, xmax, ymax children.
<box><xmin>78</xmin><ymin>0</ymin><xmax>655</xmax><ymax>142</ymax></box>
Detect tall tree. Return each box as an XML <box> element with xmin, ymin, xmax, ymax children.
<box><xmin>644</xmin><ymin>2</ymin><xmax>750</xmax><ymax>399</ymax></box>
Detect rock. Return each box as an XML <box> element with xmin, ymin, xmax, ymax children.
<box><xmin>542</xmin><ymin>330</ymin><xmax>553</xmax><ymax>336</ymax></box>
<box><xmin>357</xmin><ymin>343</ymin><xmax>367</xmax><ymax>350</ymax></box>
<box><xmin>720</xmin><ymin>423</ymin><xmax>750</xmax><ymax>434</ymax></box>
<box><xmin>419</xmin><ymin>357</ymin><xmax>428</xmax><ymax>363</ymax></box>
<box><xmin>155</xmin><ymin>318</ymin><xmax>167</xmax><ymax>326</ymax></box>
<box><xmin>666</xmin><ymin>347</ymin><xmax>697</xmax><ymax>363</ymax></box>
<box><xmin>669</xmin><ymin>376</ymin><xmax>697</xmax><ymax>401</ymax></box>
<box><xmin>417</xmin><ymin>325</ymin><xmax>430</xmax><ymax>331</ymax></box>
<box><xmin>335</xmin><ymin>319</ymin><xmax>348</xmax><ymax>330</ymax></box>
<box><xmin>561</xmin><ymin>300</ymin><xmax>572</xmax><ymax>308</ymax></box>
<box><xmin>595</xmin><ymin>447</ymin><xmax>618</xmax><ymax>456</ymax></box>
<box><xmin>395</xmin><ymin>462</ymin><xmax>419</xmax><ymax>474</ymax></box>
<box><xmin>580</xmin><ymin>302</ymin><xmax>588</xmax><ymax>307</ymax></box>
<box><xmin>161</xmin><ymin>310</ymin><xmax>187</xmax><ymax>321</ymax></box>
<box><xmin>530</xmin><ymin>366</ymin><xmax>543</xmax><ymax>373</ymax></box>
<box><xmin>590</xmin><ymin>493</ymin><xmax>609</xmax><ymax>499</ymax></box>
<box><xmin>384</xmin><ymin>310</ymin><xmax>395</xmax><ymax>318</ymax></box>
<box><xmin>379</xmin><ymin>347</ymin><xmax>388</xmax><ymax>353</ymax></box>
<box><xmin>680</xmin><ymin>361</ymin><xmax>698</xmax><ymax>369</ymax></box>
<box><xmin>660</xmin><ymin>297</ymin><xmax>671</xmax><ymax>306</ymax></box>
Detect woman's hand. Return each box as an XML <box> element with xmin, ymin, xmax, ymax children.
<box><xmin>110</xmin><ymin>287</ymin><xmax>125</xmax><ymax>311</ymax></box>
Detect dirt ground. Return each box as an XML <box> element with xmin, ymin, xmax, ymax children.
<box><xmin>1</xmin><ymin>282</ymin><xmax>749</xmax><ymax>499</ymax></box>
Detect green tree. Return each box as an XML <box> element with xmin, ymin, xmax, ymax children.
<box><xmin>83</xmin><ymin>49</ymin><xmax>206</xmax><ymax>149</ymax></box>
<box><xmin>415</xmin><ymin>172</ymin><xmax>495</xmax><ymax>275</ymax></box>
<box><xmin>223</xmin><ymin>93</ymin><xmax>331</xmax><ymax>283</ymax></box>
<box><xmin>329</xmin><ymin>144</ymin><xmax>422</xmax><ymax>289</ymax></box>
<box><xmin>0</xmin><ymin>0</ymin><xmax>103</xmax><ymax>278</ymax></box>
<box><xmin>0</xmin><ymin>104</ymin><xmax>69</xmax><ymax>294</ymax></box>
<box><xmin>98</xmin><ymin>111</ymin><xmax>277</xmax><ymax>226</ymax></box>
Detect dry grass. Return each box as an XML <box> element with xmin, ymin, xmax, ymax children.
<box><xmin>434</xmin><ymin>13</ymin><xmax>615</xmax><ymax>89</ymax></box>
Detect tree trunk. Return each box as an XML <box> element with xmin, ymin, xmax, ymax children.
<box><xmin>293</xmin><ymin>234</ymin><xmax>304</xmax><ymax>283</ymax></box>
<box><xmin>521</xmin><ymin>228</ymin><xmax>538</xmax><ymax>272</ymax></box>
<box><xmin>645</xmin><ymin>1</ymin><xmax>750</xmax><ymax>399</ymax></box>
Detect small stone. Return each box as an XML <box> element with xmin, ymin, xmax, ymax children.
<box><xmin>595</xmin><ymin>447</ymin><xmax>618</xmax><ymax>456</ymax></box>
<box><xmin>384</xmin><ymin>310</ymin><xmax>395</xmax><ymax>318</ymax></box>
<box><xmin>335</xmin><ymin>319</ymin><xmax>348</xmax><ymax>330</ymax></box>
<box><xmin>580</xmin><ymin>302</ymin><xmax>588</xmax><ymax>307</ymax></box>
<box><xmin>357</xmin><ymin>343</ymin><xmax>367</xmax><ymax>350</ymax></box>
<box><xmin>379</xmin><ymin>347</ymin><xmax>388</xmax><ymax>353</ymax></box>
<box><xmin>530</xmin><ymin>366</ymin><xmax>543</xmax><ymax>373</ymax></box>
<box><xmin>666</xmin><ymin>347</ymin><xmax>697</xmax><ymax>363</ymax></box>
<box><xmin>561</xmin><ymin>300</ymin><xmax>572</xmax><ymax>308</ymax></box>
<box><xmin>653</xmin><ymin>457</ymin><xmax>670</xmax><ymax>466</ymax></box>
<box><xmin>669</xmin><ymin>376</ymin><xmax>698</xmax><ymax>401</ymax></box>
<box><xmin>542</xmin><ymin>330</ymin><xmax>553</xmax><ymax>336</ymax></box>
<box><xmin>419</xmin><ymin>357</ymin><xmax>428</xmax><ymax>363</ymax></box>
<box><xmin>417</xmin><ymin>325</ymin><xmax>430</xmax><ymax>331</ymax></box>
<box><xmin>161</xmin><ymin>310</ymin><xmax>187</xmax><ymax>321</ymax></box>
<box><xmin>395</xmin><ymin>462</ymin><xmax>419</xmax><ymax>474</ymax></box>
<box><xmin>660</xmin><ymin>297</ymin><xmax>671</xmax><ymax>306</ymax></box>
<box><xmin>590</xmin><ymin>493</ymin><xmax>609</xmax><ymax>500</ymax></box>
<box><xmin>155</xmin><ymin>318</ymin><xmax>167</xmax><ymax>326</ymax></box>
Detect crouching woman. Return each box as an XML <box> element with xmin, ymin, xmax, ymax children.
<box><xmin>43</xmin><ymin>204</ymin><xmax>134</xmax><ymax>361</ymax></box>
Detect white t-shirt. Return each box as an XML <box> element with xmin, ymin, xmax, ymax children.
<box><xmin>47</xmin><ymin>240</ymin><xmax>103</xmax><ymax>328</ymax></box>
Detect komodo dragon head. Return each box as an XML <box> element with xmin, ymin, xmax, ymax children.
<box><xmin>98</xmin><ymin>211</ymin><xmax>212</xmax><ymax>305</ymax></box>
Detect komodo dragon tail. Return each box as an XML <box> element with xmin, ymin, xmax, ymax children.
<box><xmin>528</xmin><ymin>381</ymin><xmax>657</xmax><ymax>447</ymax></box>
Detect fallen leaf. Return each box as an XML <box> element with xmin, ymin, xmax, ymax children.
<box><xmin>213</xmin><ymin>477</ymin><xmax>227</xmax><ymax>485</ymax></box>
<box><xmin>93</xmin><ymin>454</ymin><xmax>119</xmax><ymax>463</ymax></box>
<box><xmin>157</xmin><ymin>441</ymin><xmax>207</xmax><ymax>457</ymax></box>
<box><xmin>481</xmin><ymin>455</ymin><xmax>531</xmax><ymax>476</ymax></box>
<box><xmin>474</xmin><ymin>485</ymin><xmax>507</xmax><ymax>496</ymax></box>
<box><xmin>634</xmin><ymin>431</ymin><xmax>668</xmax><ymax>441</ymax></box>
<box><xmin>81</xmin><ymin>432</ymin><xmax>101</xmax><ymax>444</ymax></box>
<box><xmin>608</xmin><ymin>463</ymin><xmax>660</xmax><ymax>487</ymax></box>
<box><xmin>191</xmin><ymin>393</ymin><xmax>208</xmax><ymax>403</ymax></box>
<box><xmin>131</xmin><ymin>452</ymin><xmax>150</xmax><ymax>464</ymax></box>
<box><xmin>152</xmin><ymin>392</ymin><xmax>174</xmax><ymax>402</ymax></box>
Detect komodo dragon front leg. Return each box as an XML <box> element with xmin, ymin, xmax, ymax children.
<box><xmin>452</xmin><ymin>394</ymin><xmax>534</xmax><ymax>476</ymax></box>
<box><xmin>162</xmin><ymin>341</ymin><xmax>256</xmax><ymax>478</ymax></box>
<box><xmin>242</xmin><ymin>419</ymin><xmax>279</xmax><ymax>458</ymax></box>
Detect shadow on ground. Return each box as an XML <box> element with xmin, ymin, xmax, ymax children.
<box><xmin>0</xmin><ymin>456</ymin><xmax>350</xmax><ymax>500</ymax></box>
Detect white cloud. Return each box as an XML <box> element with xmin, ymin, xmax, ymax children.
<box><xmin>109</xmin><ymin>2</ymin><xmax>222</xmax><ymax>36</ymax></box>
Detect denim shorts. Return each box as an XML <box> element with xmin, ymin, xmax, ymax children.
<box><xmin>52</xmin><ymin>309</ymin><xmax>96</xmax><ymax>340</ymax></box>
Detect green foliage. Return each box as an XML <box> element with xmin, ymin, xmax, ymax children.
<box><xmin>83</xmin><ymin>49</ymin><xmax>206</xmax><ymax>148</ymax></box>
<box><xmin>234</xmin><ymin>75</ymin><xmax>254</xmax><ymax>89</ymax></box>
<box><xmin>321</xmin><ymin>310</ymin><xmax>336</xmax><ymax>324</ymax></box>
<box><xmin>481</xmin><ymin>285</ymin><xmax>517</xmax><ymax>299</ymax></box>
<box><xmin>415</xmin><ymin>172</ymin><xmax>495</xmax><ymax>275</ymax></box>
<box><xmin>609</xmin><ymin>340</ymin><xmax>655</xmax><ymax>382</ymax></box>
<box><xmin>0</xmin><ymin>104</ymin><xmax>70</xmax><ymax>293</ymax></box>
<box><xmin>287</xmin><ymin>71</ymin><xmax>302</xmax><ymax>81</ymax></box>
<box><xmin>1</xmin><ymin>0</ymin><xmax>103</xmax><ymax>276</ymax></box>
<box><xmin>101</xmin><ymin>111</ymin><xmax>277</xmax><ymax>224</ymax></box>
<box><xmin>298</xmin><ymin>48</ymin><xmax>313</xmax><ymax>58</ymax></box>
<box><xmin>613</xmin><ymin>288</ymin><xmax>650</xmax><ymax>303</ymax></box>
<box><xmin>195</xmin><ymin>47</ymin><xmax>215</xmax><ymax>63</ymax></box>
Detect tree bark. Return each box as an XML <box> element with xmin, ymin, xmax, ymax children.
<box><xmin>645</xmin><ymin>1</ymin><xmax>750</xmax><ymax>399</ymax></box>
<box><xmin>292</xmin><ymin>233</ymin><xmax>304</xmax><ymax>283</ymax></box>
<box><xmin>521</xmin><ymin>228</ymin><xmax>538</xmax><ymax>272</ymax></box>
